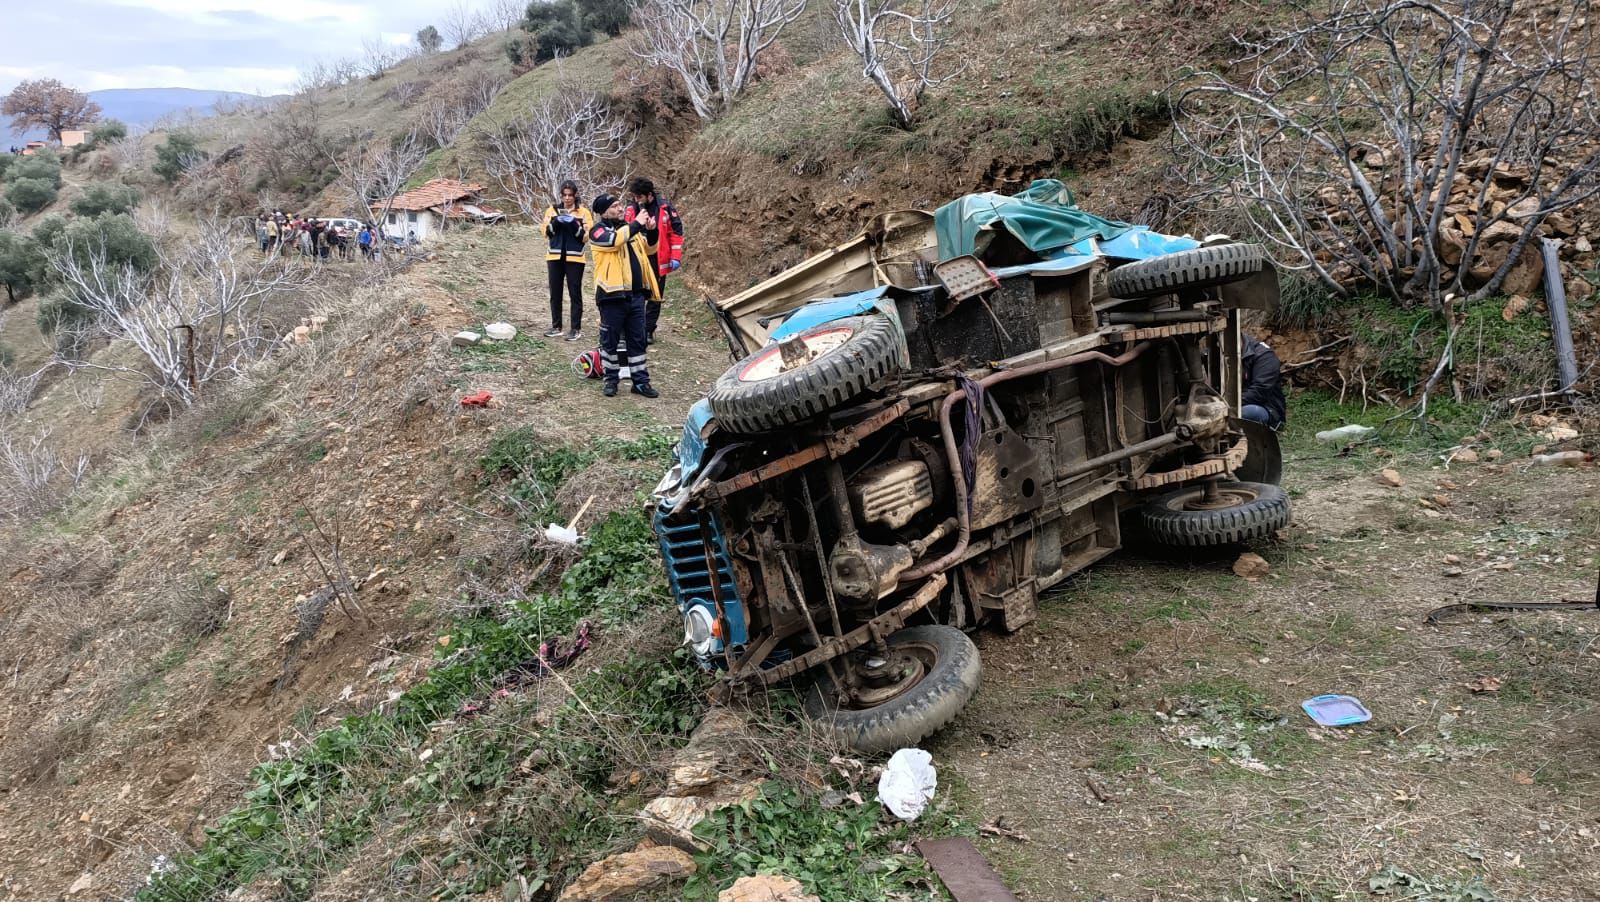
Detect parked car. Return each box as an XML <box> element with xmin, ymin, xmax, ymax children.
<box><xmin>651</xmin><ymin>181</ymin><xmax>1288</xmax><ymax>752</ymax></box>
<box><xmin>316</xmin><ymin>217</ymin><xmax>365</xmax><ymax>234</ymax></box>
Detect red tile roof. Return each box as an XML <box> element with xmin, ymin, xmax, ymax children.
<box><xmin>389</xmin><ymin>178</ymin><xmax>486</xmax><ymax>212</ymax></box>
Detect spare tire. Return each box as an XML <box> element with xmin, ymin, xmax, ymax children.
<box><xmin>708</xmin><ymin>315</ymin><xmax>901</xmax><ymax>434</ymax></box>
<box><xmin>1138</xmin><ymin>480</ymin><xmax>1290</xmax><ymax>547</ymax></box>
<box><xmin>1108</xmin><ymin>243</ymin><xmax>1266</xmax><ymax>299</ymax></box>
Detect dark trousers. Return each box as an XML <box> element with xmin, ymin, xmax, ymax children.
<box><xmin>646</xmin><ymin>254</ymin><xmax>664</xmax><ymax>339</ymax></box>
<box><xmin>548</xmin><ymin>259</ymin><xmax>584</xmax><ymax>330</ymax></box>
<box><xmin>598</xmin><ymin>294</ymin><xmax>650</xmax><ymax>388</ymax></box>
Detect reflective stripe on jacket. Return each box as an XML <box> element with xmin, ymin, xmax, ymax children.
<box><xmin>544</xmin><ymin>205</ymin><xmax>594</xmax><ymax>262</ymax></box>
<box><xmin>589</xmin><ymin>220</ymin><xmax>660</xmax><ymax>301</ymax></box>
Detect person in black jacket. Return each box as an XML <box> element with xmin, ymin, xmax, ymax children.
<box><xmin>1241</xmin><ymin>334</ymin><xmax>1286</xmax><ymax>429</ymax></box>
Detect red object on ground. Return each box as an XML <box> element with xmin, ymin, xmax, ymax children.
<box><xmin>460</xmin><ymin>391</ymin><xmax>493</xmax><ymax>407</ymax></box>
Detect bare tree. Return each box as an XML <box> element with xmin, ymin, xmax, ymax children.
<box><xmin>105</xmin><ymin>123</ymin><xmax>151</xmax><ymax>172</ymax></box>
<box><xmin>832</xmin><ymin>0</ymin><xmax>961</xmax><ymax>128</ymax></box>
<box><xmin>331</xmin><ymin>129</ymin><xmax>429</xmax><ymax>229</ymax></box>
<box><xmin>442</xmin><ymin>0</ymin><xmax>491</xmax><ymax>47</ymax></box>
<box><xmin>1174</xmin><ymin>0</ymin><xmax>1600</xmax><ymax>307</ymax></box>
<box><xmin>477</xmin><ymin>86</ymin><xmax>633</xmax><ymax>219</ymax></box>
<box><xmin>416</xmin><ymin>71</ymin><xmax>507</xmax><ymax>148</ymax></box>
<box><xmin>45</xmin><ymin>215</ymin><xmax>314</xmax><ymax>407</ymax></box>
<box><xmin>361</xmin><ymin>37</ymin><xmax>407</xmax><ymax>78</ymax></box>
<box><xmin>485</xmin><ymin>0</ymin><xmax>528</xmax><ymax>32</ymax></box>
<box><xmin>0</xmin><ymin>428</ymin><xmax>88</xmax><ymax>524</ymax></box>
<box><xmin>633</xmin><ymin>0</ymin><xmax>808</xmax><ymax>119</ymax></box>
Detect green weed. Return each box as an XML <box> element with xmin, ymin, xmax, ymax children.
<box><xmin>685</xmin><ymin>783</ymin><xmax>931</xmax><ymax>901</ymax></box>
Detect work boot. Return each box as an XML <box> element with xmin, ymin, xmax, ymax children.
<box><xmin>603</xmin><ymin>382</ymin><xmax>618</xmax><ymax>397</ymax></box>
<box><xmin>543</xmin><ymin>326</ymin><xmax>564</xmax><ymax>338</ymax></box>
<box><xmin>565</xmin><ymin>329</ymin><xmax>582</xmax><ymax>342</ymax></box>
<box><xmin>631</xmin><ymin>383</ymin><xmax>659</xmax><ymax>399</ymax></box>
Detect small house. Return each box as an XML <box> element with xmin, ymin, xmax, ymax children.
<box><xmin>20</xmin><ymin>140</ymin><xmax>49</xmax><ymax>156</ymax></box>
<box><xmin>60</xmin><ymin>130</ymin><xmax>87</xmax><ymax>148</ymax></box>
<box><xmin>381</xmin><ymin>179</ymin><xmax>504</xmax><ymax>243</ymax></box>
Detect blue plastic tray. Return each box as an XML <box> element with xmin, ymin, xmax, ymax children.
<box><xmin>1301</xmin><ymin>694</ymin><xmax>1371</xmax><ymax>727</ymax></box>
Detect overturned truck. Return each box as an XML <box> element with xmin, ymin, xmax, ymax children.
<box><xmin>652</xmin><ymin>181</ymin><xmax>1289</xmax><ymax>752</ymax></box>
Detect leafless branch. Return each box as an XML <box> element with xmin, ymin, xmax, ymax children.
<box><xmin>476</xmin><ymin>77</ymin><xmax>634</xmax><ymax>219</ymax></box>
<box><xmin>832</xmin><ymin>0</ymin><xmax>963</xmax><ymax>127</ymax></box>
<box><xmin>330</xmin><ymin>128</ymin><xmax>429</xmax><ymax>228</ymax></box>
<box><xmin>632</xmin><ymin>0</ymin><xmax>808</xmax><ymax>119</ymax></box>
<box><xmin>1173</xmin><ymin>0</ymin><xmax>1600</xmax><ymax>308</ymax></box>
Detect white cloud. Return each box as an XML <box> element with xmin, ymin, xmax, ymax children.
<box><xmin>1</xmin><ymin>0</ymin><xmax>509</xmax><ymax>97</ymax></box>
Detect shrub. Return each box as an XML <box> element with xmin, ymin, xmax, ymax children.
<box><xmin>0</xmin><ymin>230</ymin><xmax>44</xmax><ymax>303</ymax></box>
<box><xmin>153</xmin><ymin>131</ymin><xmax>207</xmax><ymax>183</ymax></box>
<box><xmin>576</xmin><ymin>0</ymin><xmax>629</xmax><ymax>36</ymax></box>
<box><xmin>88</xmin><ymin>119</ymin><xmax>127</xmax><ymax>147</ymax></box>
<box><xmin>69</xmin><ymin>181</ymin><xmax>141</xmax><ymax>218</ymax></box>
<box><xmin>5</xmin><ymin>177</ymin><xmax>58</xmax><ymax>213</ymax></box>
<box><xmin>519</xmin><ymin>0</ymin><xmax>592</xmax><ymax>64</ymax></box>
<box><xmin>0</xmin><ymin>154</ymin><xmax>11</xmax><ymax>180</ymax></box>
<box><xmin>11</xmin><ymin>151</ymin><xmax>62</xmax><ymax>187</ymax></box>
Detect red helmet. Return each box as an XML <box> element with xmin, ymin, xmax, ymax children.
<box><xmin>572</xmin><ymin>348</ymin><xmax>602</xmax><ymax>379</ymax></box>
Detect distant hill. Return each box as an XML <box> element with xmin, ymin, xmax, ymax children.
<box><xmin>8</xmin><ymin>87</ymin><xmax>275</xmax><ymax>142</ymax></box>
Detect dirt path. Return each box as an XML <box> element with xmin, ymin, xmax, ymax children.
<box><xmin>933</xmin><ymin>438</ymin><xmax>1600</xmax><ymax>899</ymax></box>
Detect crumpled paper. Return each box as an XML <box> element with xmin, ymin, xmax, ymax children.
<box><xmin>877</xmin><ymin>748</ymin><xmax>937</xmax><ymax>822</ymax></box>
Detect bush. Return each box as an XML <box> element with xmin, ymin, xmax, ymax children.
<box><xmin>0</xmin><ymin>230</ymin><xmax>44</xmax><ymax>303</ymax></box>
<box><xmin>70</xmin><ymin>181</ymin><xmax>140</xmax><ymax>218</ymax></box>
<box><xmin>576</xmin><ymin>0</ymin><xmax>629</xmax><ymax>36</ymax></box>
<box><xmin>88</xmin><ymin>119</ymin><xmax>127</xmax><ymax>147</ymax></box>
<box><xmin>153</xmin><ymin>131</ymin><xmax>206</xmax><ymax>183</ymax></box>
<box><xmin>57</xmin><ymin>212</ymin><xmax>157</xmax><ymax>272</ymax></box>
<box><xmin>0</xmin><ymin>197</ymin><xmax>14</xmax><ymax>223</ymax></box>
<box><xmin>0</xmin><ymin>154</ymin><xmax>11</xmax><ymax>181</ymax></box>
<box><xmin>519</xmin><ymin>0</ymin><xmax>592</xmax><ymax>64</ymax></box>
<box><xmin>5</xmin><ymin>178</ymin><xmax>58</xmax><ymax>213</ymax></box>
<box><xmin>31</xmin><ymin>213</ymin><xmax>66</xmax><ymax>249</ymax></box>
<box><xmin>11</xmin><ymin>152</ymin><xmax>62</xmax><ymax>188</ymax></box>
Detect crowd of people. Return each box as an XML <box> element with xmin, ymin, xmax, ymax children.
<box><xmin>546</xmin><ymin>176</ymin><xmax>684</xmax><ymax>400</ymax></box>
<box><xmin>254</xmin><ymin>211</ymin><xmax>390</xmax><ymax>262</ymax></box>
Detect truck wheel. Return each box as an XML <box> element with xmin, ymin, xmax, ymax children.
<box><xmin>707</xmin><ymin>315</ymin><xmax>901</xmax><ymax>434</ymax></box>
<box><xmin>1138</xmin><ymin>480</ymin><xmax>1290</xmax><ymax>547</ymax></box>
<box><xmin>803</xmin><ymin>624</ymin><xmax>981</xmax><ymax>754</ymax></box>
<box><xmin>1108</xmin><ymin>243</ymin><xmax>1266</xmax><ymax>298</ymax></box>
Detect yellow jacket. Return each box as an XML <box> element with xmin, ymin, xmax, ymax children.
<box><xmin>543</xmin><ymin>204</ymin><xmax>594</xmax><ymax>262</ymax></box>
<box><xmin>589</xmin><ymin>220</ymin><xmax>661</xmax><ymax>301</ymax></box>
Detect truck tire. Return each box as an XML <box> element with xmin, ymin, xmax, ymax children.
<box><xmin>804</xmin><ymin>624</ymin><xmax>981</xmax><ymax>754</ymax></box>
<box><xmin>1108</xmin><ymin>243</ymin><xmax>1266</xmax><ymax>299</ymax></box>
<box><xmin>1139</xmin><ymin>480</ymin><xmax>1290</xmax><ymax>547</ymax></box>
<box><xmin>708</xmin><ymin>315</ymin><xmax>901</xmax><ymax>434</ymax></box>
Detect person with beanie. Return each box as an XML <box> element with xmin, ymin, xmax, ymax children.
<box><xmin>588</xmin><ymin>193</ymin><xmax>660</xmax><ymax>398</ymax></box>
<box><xmin>543</xmin><ymin>180</ymin><xmax>594</xmax><ymax>341</ymax></box>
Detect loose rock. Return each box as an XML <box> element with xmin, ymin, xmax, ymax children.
<box><xmin>1376</xmin><ymin>468</ymin><xmax>1403</xmax><ymax>487</ymax></box>
<box><xmin>557</xmin><ymin>846</ymin><xmax>696</xmax><ymax>902</ymax></box>
<box><xmin>717</xmin><ymin>875</ymin><xmax>819</xmax><ymax>902</ymax></box>
<box><xmin>1232</xmin><ymin>552</ymin><xmax>1271</xmax><ymax>581</ymax></box>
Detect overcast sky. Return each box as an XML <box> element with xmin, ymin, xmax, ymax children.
<box><xmin>0</xmin><ymin>0</ymin><xmax>503</xmax><ymax>96</ymax></box>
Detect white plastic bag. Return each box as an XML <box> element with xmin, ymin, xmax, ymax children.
<box><xmin>877</xmin><ymin>748</ymin><xmax>937</xmax><ymax>822</ymax></box>
<box><xmin>543</xmin><ymin>523</ymin><xmax>580</xmax><ymax>545</ymax></box>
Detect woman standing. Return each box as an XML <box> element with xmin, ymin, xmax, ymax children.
<box><xmin>543</xmin><ymin>180</ymin><xmax>593</xmax><ymax>341</ymax></box>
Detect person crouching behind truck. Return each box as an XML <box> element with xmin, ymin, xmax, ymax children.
<box><xmin>589</xmin><ymin>193</ymin><xmax>660</xmax><ymax>399</ymax></box>
<box><xmin>1241</xmin><ymin>334</ymin><xmax>1286</xmax><ymax>430</ymax></box>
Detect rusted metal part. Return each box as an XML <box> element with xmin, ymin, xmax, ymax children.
<box><xmin>1125</xmin><ymin>436</ymin><xmax>1249</xmax><ymax>490</ymax></box>
<box><xmin>730</xmin><ymin>633</ymin><xmax>779</xmax><ymax>676</ymax></box>
<box><xmin>824</xmin><ymin>399</ymin><xmax>908</xmax><ymax>457</ymax></box>
<box><xmin>915</xmin><ymin>838</ymin><xmax>1021</xmax><ymax>902</ymax></box>
<box><xmin>967</xmin><ymin>424</ymin><xmax>1048</xmax><ymax>532</ymax></box>
<box><xmin>797</xmin><ymin>475</ymin><xmax>847</xmax><ymax>641</ymax></box>
<box><xmin>748</xmin><ymin>573</ymin><xmax>947</xmax><ymax>686</ymax></box>
<box><xmin>704</xmin><ymin>400</ymin><xmax>908</xmax><ymax>500</ymax></box>
<box><xmin>1056</xmin><ymin>432</ymin><xmax>1180</xmax><ymax>482</ymax></box>
<box><xmin>899</xmin><ymin>341</ymin><xmax>1154</xmax><ymax>584</ymax></box>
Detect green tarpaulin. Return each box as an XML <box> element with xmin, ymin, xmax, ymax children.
<box><xmin>934</xmin><ymin>179</ymin><xmax>1134</xmax><ymax>262</ymax></box>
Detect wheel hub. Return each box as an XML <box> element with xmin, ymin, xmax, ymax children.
<box><xmin>1180</xmin><ymin>486</ymin><xmax>1258</xmax><ymax>511</ymax></box>
<box><xmin>846</xmin><ymin>647</ymin><xmax>928</xmax><ymax>708</ymax></box>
